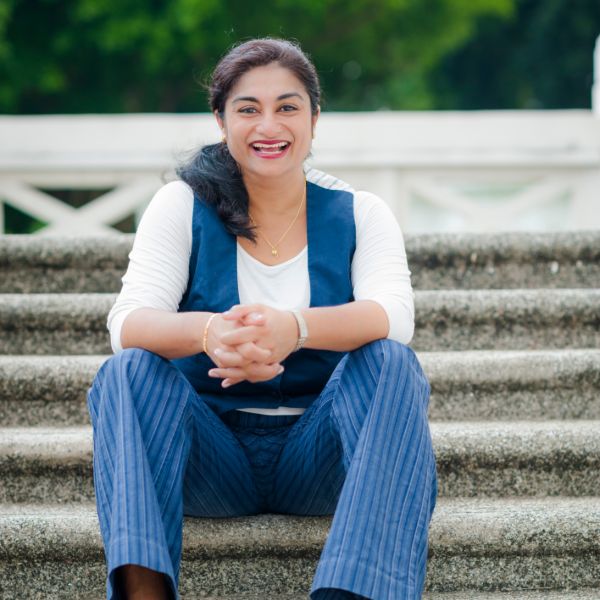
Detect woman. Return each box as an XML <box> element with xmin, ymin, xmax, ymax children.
<box><xmin>87</xmin><ymin>37</ymin><xmax>437</xmax><ymax>600</ymax></box>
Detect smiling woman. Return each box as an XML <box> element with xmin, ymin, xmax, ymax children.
<box><xmin>86</xmin><ymin>38</ymin><xmax>437</xmax><ymax>600</ymax></box>
<box><xmin>222</xmin><ymin>71</ymin><xmax>313</xmax><ymax>168</ymax></box>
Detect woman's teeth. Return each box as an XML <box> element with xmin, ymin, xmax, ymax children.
<box><xmin>252</xmin><ymin>142</ymin><xmax>289</xmax><ymax>152</ymax></box>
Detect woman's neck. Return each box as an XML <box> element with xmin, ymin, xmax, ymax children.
<box><xmin>243</xmin><ymin>170</ymin><xmax>306</xmax><ymax>218</ymax></box>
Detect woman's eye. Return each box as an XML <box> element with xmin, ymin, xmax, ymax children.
<box><xmin>280</xmin><ymin>104</ymin><xmax>298</xmax><ymax>112</ymax></box>
<box><xmin>239</xmin><ymin>106</ymin><xmax>258</xmax><ymax>114</ymax></box>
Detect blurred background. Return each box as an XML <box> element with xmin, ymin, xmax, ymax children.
<box><xmin>1</xmin><ymin>0</ymin><xmax>599</xmax><ymax>234</ymax></box>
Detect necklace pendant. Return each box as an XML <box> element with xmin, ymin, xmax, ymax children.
<box><xmin>271</xmin><ymin>248</ymin><xmax>278</xmax><ymax>256</ymax></box>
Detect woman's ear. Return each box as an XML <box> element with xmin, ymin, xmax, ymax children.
<box><xmin>312</xmin><ymin>105</ymin><xmax>320</xmax><ymax>138</ymax></box>
<box><xmin>214</xmin><ymin>110</ymin><xmax>225</xmax><ymax>138</ymax></box>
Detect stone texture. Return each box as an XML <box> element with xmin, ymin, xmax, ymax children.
<box><xmin>3</xmin><ymin>422</ymin><xmax>600</xmax><ymax>502</ymax></box>
<box><xmin>0</xmin><ymin>427</ymin><xmax>93</xmax><ymax>503</ymax></box>
<box><xmin>424</xmin><ymin>594</ymin><xmax>600</xmax><ymax>600</ymax></box>
<box><xmin>2</xmin><ymin>231</ymin><xmax>600</xmax><ymax>293</ymax></box>
<box><xmin>0</xmin><ymin>355</ymin><xmax>105</xmax><ymax>426</ymax></box>
<box><xmin>2</xmin><ymin>289</ymin><xmax>600</xmax><ymax>354</ymax></box>
<box><xmin>1</xmin><ymin>350</ymin><xmax>599</xmax><ymax>426</ymax></box>
<box><xmin>0</xmin><ymin>293</ymin><xmax>114</xmax><ymax>355</ymax></box>
<box><xmin>406</xmin><ymin>231</ymin><xmax>600</xmax><ymax>290</ymax></box>
<box><xmin>413</xmin><ymin>289</ymin><xmax>600</xmax><ymax>351</ymax></box>
<box><xmin>0</xmin><ymin>234</ymin><xmax>132</xmax><ymax>294</ymax></box>
<box><xmin>1</xmin><ymin>230</ymin><xmax>599</xmax><ymax>597</ymax></box>
<box><xmin>200</xmin><ymin>594</ymin><xmax>600</xmax><ymax>600</ymax></box>
<box><xmin>1</xmin><ymin>498</ymin><xmax>599</xmax><ymax>597</ymax></box>
<box><xmin>424</xmin><ymin>349</ymin><xmax>600</xmax><ymax>421</ymax></box>
<box><xmin>433</xmin><ymin>420</ymin><xmax>600</xmax><ymax>496</ymax></box>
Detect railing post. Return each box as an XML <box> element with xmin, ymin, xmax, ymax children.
<box><xmin>593</xmin><ymin>33</ymin><xmax>600</xmax><ymax>116</ymax></box>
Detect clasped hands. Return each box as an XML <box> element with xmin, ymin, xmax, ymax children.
<box><xmin>206</xmin><ymin>304</ymin><xmax>299</xmax><ymax>388</ymax></box>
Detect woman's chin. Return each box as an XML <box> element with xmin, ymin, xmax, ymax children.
<box><xmin>242</xmin><ymin>157</ymin><xmax>303</xmax><ymax>180</ymax></box>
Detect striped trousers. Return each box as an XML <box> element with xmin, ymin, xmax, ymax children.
<box><xmin>87</xmin><ymin>339</ymin><xmax>438</xmax><ymax>600</ymax></box>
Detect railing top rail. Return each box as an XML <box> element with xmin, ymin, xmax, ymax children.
<box><xmin>1</xmin><ymin>110</ymin><xmax>599</xmax><ymax>172</ymax></box>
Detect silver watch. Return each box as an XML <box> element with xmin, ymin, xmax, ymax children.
<box><xmin>291</xmin><ymin>310</ymin><xmax>308</xmax><ymax>351</ymax></box>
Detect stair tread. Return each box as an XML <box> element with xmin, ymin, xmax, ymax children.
<box><xmin>3</xmin><ymin>420</ymin><xmax>599</xmax><ymax>458</ymax></box>
<box><xmin>2</xmin><ymin>496</ymin><xmax>600</xmax><ymax>557</ymax></box>
<box><xmin>3</xmin><ymin>231</ymin><xmax>599</xmax><ymax>293</ymax></box>
<box><xmin>3</xmin><ymin>290</ymin><xmax>598</xmax><ymax>354</ymax></box>
<box><xmin>189</xmin><ymin>593</ymin><xmax>600</xmax><ymax>600</ymax></box>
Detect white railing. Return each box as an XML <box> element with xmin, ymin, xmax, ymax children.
<box><xmin>1</xmin><ymin>34</ymin><xmax>599</xmax><ymax>235</ymax></box>
<box><xmin>1</xmin><ymin>110</ymin><xmax>599</xmax><ymax>235</ymax></box>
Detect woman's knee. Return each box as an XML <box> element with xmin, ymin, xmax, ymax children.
<box><xmin>88</xmin><ymin>348</ymin><xmax>179</xmax><ymax>417</ymax></box>
<box><xmin>349</xmin><ymin>339</ymin><xmax>430</xmax><ymax>396</ymax></box>
<box><xmin>93</xmin><ymin>348</ymin><xmax>166</xmax><ymax>388</ymax></box>
<box><xmin>351</xmin><ymin>338</ymin><xmax>416</xmax><ymax>369</ymax></box>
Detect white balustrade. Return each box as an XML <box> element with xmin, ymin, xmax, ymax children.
<box><xmin>1</xmin><ymin>108</ymin><xmax>599</xmax><ymax>234</ymax></box>
<box><xmin>593</xmin><ymin>34</ymin><xmax>600</xmax><ymax>116</ymax></box>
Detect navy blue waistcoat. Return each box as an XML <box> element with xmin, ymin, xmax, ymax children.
<box><xmin>172</xmin><ymin>178</ymin><xmax>356</xmax><ymax>415</ymax></box>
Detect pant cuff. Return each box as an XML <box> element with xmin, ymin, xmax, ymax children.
<box><xmin>106</xmin><ymin>534</ymin><xmax>178</xmax><ymax>600</ymax></box>
<box><xmin>311</xmin><ymin>557</ymin><xmax>418</xmax><ymax>600</ymax></box>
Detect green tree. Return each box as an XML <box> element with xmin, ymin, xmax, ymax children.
<box><xmin>431</xmin><ymin>0</ymin><xmax>600</xmax><ymax>109</ymax></box>
<box><xmin>0</xmin><ymin>0</ymin><xmax>512</xmax><ymax>113</ymax></box>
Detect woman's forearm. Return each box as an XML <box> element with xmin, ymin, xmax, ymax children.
<box><xmin>120</xmin><ymin>308</ymin><xmax>213</xmax><ymax>359</ymax></box>
<box><xmin>301</xmin><ymin>300</ymin><xmax>390</xmax><ymax>352</ymax></box>
<box><xmin>120</xmin><ymin>299</ymin><xmax>390</xmax><ymax>361</ymax></box>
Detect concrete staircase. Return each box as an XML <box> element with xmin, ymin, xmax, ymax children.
<box><xmin>1</xmin><ymin>231</ymin><xmax>599</xmax><ymax>599</ymax></box>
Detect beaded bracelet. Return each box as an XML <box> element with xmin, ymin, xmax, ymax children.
<box><xmin>202</xmin><ymin>313</ymin><xmax>218</xmax><ymax>354</ymax></box>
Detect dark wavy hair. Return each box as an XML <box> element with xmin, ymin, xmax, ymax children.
<box><xmin>177</xmin><ymin>38</ymin><xmax>321</xmax><ymax>242</ymax></box>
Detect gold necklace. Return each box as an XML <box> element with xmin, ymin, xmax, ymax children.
<box><xmin>248</xmin><ymin>185</ymin><xmax>306</xmax><ymax>257</ymax></box>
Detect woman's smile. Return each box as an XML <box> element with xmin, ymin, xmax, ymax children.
<box><xmin>216</xmin><ymin>63</ymin><xmax>318</xmax><ymax>178</ymax></box>
<box><xmin>250</xmin><ymin>139</ymin><xmax>292</xmax><ymax>159</ymax></box>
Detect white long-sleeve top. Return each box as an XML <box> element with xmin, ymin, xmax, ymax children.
<box><xmin>108</xmin><ymin>169</ymin><xmax>414</xmax><ymax>415</ymax></box>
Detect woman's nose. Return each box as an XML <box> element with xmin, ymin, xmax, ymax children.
<box><xmin>255</xmin><ymin>112</ymin><xmax>282</xmax><ymax>136</ymax></box>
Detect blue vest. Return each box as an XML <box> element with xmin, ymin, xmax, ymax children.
<box><xmin>172</xmin><ymin>178</ymin><xmax>356</xmax><ymax>415</ymax></box>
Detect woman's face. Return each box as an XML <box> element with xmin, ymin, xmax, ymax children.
<box><xmin>216</xmin><ymin>62</ymin><xmax>319</xmax><ymax>181</ymax></box>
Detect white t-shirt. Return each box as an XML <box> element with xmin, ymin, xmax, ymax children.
<box><xmin>108</xmin><ymin>168</ymin><xmax>414</xmax><ymax>415</ymax></box>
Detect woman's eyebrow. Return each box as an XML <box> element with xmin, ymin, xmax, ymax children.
<box><xmin>231</xmin><ymin>92</ymin><xmax>305</xmax><ymax>103</ymax></box>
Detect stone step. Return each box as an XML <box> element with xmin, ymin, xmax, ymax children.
<box><xmin>408</xmin><ymin>231</ymin><xmax>600</xmax><ymax>290</ymax></box>
<box><xmin>424</xmin><ymin>594</ymin><xmax>600</xmax><ymax>600</ymax></box>
<box><xmin>1</xmin><ymin>497</ymin><xmax>599</xmax><ymax>597</ymax></box>
<box><xmin>415</xmin><ymin>288</ymin><xmax>600</xmax><ymax>351</ymax></box>
<box><xmin>1</xmin><ymin>289</ymin><xmax>599</xmax><ymax>355</ymax></box>
<box><xmin>426</xmin><ymin>349</ymin><xmax>600</xmax><ymax>421</ymax></box>
<box><xmin>2</xmin><ymin>421</ymin><xmax>599</xmax><ymax>503</ymax></box>
<box><xmin>2</xmin><ymin>231</ymin><xmax>599</xmax><ymax>292</ymax></box>
<box><xmin>0</xmin><ymin>355</ymin><xmax>103</xmax><ymax>426</ymax></box>
<box><xmin>2</xmin><ymin>350</ymin><xmax>599</xmax><ymax>427</ymax></box>
<box><xmin>190</xmin><ymin>594</ymin><xmax>600</xmax><ymax>600</ymax></box>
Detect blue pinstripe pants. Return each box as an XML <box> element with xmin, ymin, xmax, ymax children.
<box><xmin>87</xmin><ymin>339</ymin><xmax>437</xmax><ymax>600</ymax></box>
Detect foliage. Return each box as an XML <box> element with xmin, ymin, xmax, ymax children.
<box><xmin>430</xmin><ymin>0</ymin><xmax>600</xmax><ymax>109</ymax></box>
<box><xmin>0</xmin><ymin>0</ymin><xmax>512</xmax><ymax>113</ymax></box>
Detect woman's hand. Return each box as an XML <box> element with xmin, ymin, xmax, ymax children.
<box><xmin>206</xmin><ymin>311</ymin><xmax>280</xmax><ymax>388</ymax></box>
<box><xmin>205</xmin><ymin>312</ymin><xmax>272</xmax><ymax>367</ymax></box>
<box><xmin>207</xmin><ymin>304</ymin><xmax>299</xmax><ymax>388</ymax></box>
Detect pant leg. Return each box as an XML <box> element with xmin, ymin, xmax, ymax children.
<box><xmin>87</xmin><ymin>348</ymin><xmax>261</xmax><ymax>600</ymax></box>
<box><xmin>271</xmin><ymin>339</ymin><xmax>438</xmax><ymax>600</ymax></box>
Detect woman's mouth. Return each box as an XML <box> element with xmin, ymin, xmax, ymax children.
<box><xmin>250</xmin><ymin>140</ymin><xmax>291</xmax><ymax>159</ymax></box>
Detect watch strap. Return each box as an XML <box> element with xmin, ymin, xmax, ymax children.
<box><xmin>291</xmin><ymin>310</ymin><xmax>308</xmax><ymax>351</ymax></box>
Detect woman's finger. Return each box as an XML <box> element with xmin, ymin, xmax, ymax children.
<box><xmin>214</xmin><ymin>342</ymin><xmax>271</xmax><ymax>367</ymax></box>
<box><xmin>221</xmin><ymin>305</ymin><xmax>264</xmax><ymax>322</ymax></box>
<box><xmin>235</xmin><ymin>341</ymin><xmax>272</xmax><ymax>362</ymax></box>
<box><xmin>213</xmin><ymin>347</ymin><xmax>250</xmax><ymax>367</ymax></box>
<box><xmin>214</xmin><ymin>342</ymin><xmax>272</xmax><ymax>367</ymax></box>
<box><xmin>209</xmin><ymin>362</ymin><xmax>283</xmax><ymax>382</ymax></box>
<box><xmin>221</xmin><ymin>377</ymin><xmax>245</xmax><ymax>388</ymax></box>
<box><xmin>219</xmin><ymin>325</ymin><xmax>264</xmax><ymax>346</ymax></box>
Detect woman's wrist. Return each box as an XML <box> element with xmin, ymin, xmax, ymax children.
<box><xmin>289</xmin><ymin>310</ymin><xmax>308</xmax><ymax>351</ymax></box>
<box><xmin>202</xmin><ymin>313</ymin><xmax>219</xmax><ymax>354</ymax></box>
